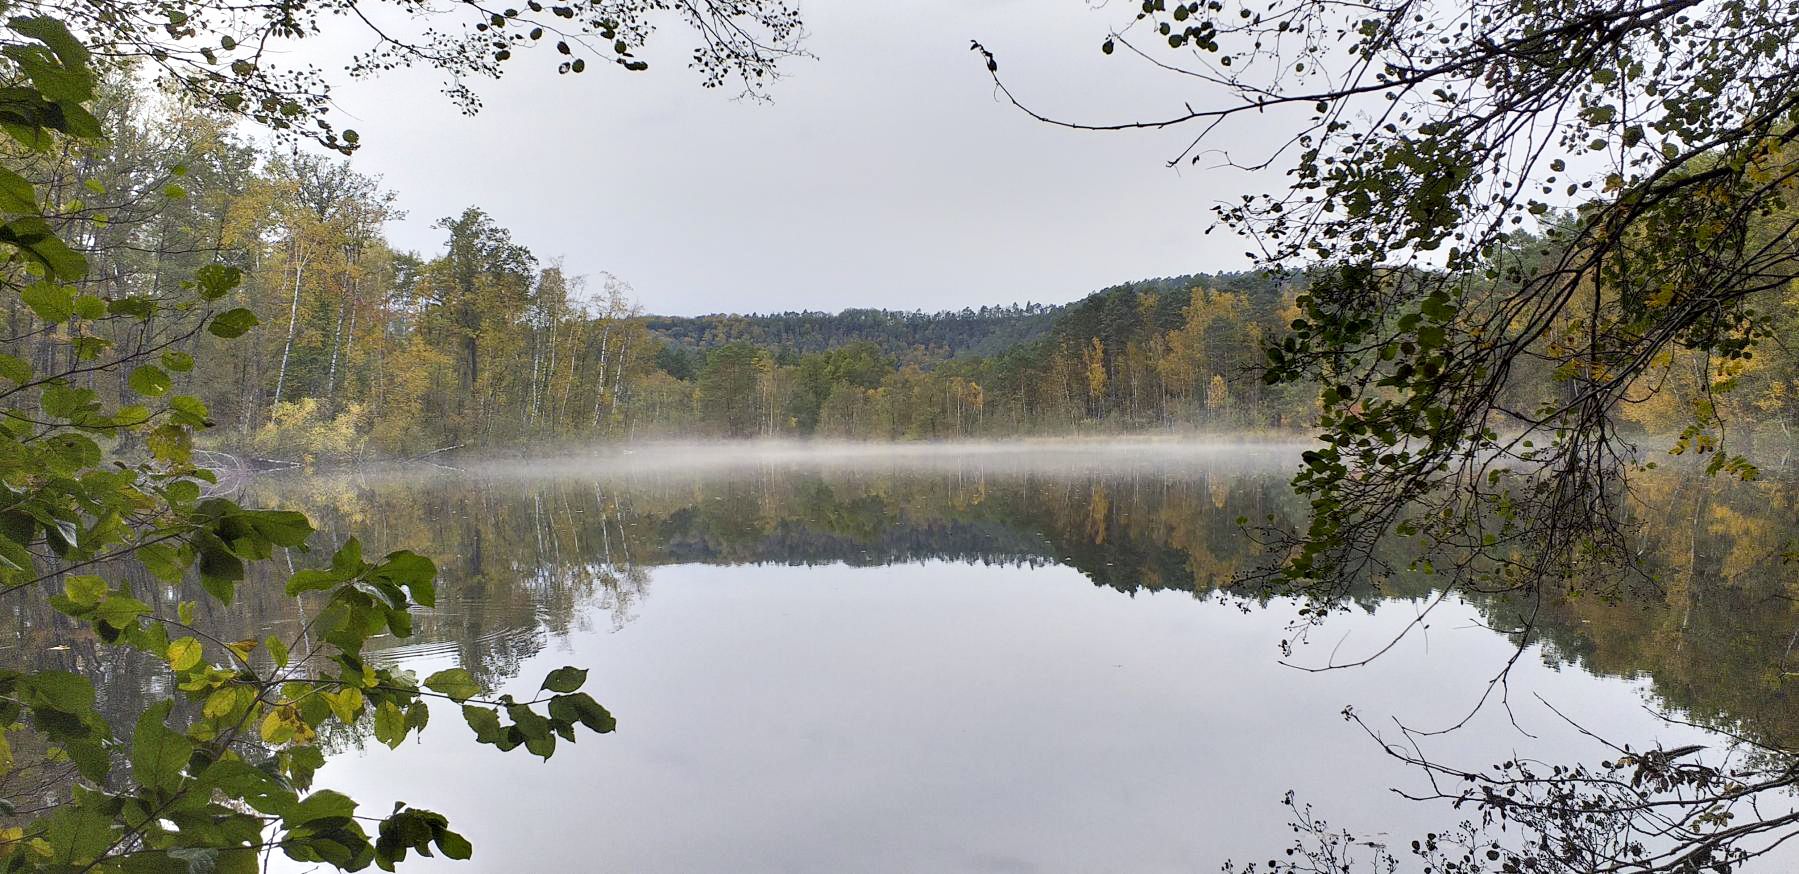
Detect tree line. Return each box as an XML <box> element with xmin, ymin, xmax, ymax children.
<box><xmin>36</xmin><ymin>73</ymin><xmax>1799</xmax><ymax>456</ymax></box>
<box><xmin>17</xmin><ymin>70</ymin><xmax>1331</xmax><ymax>456</ymax></box>
<box><xmin>22</xmin><ymin>72</ymin><xmax>1335</xmax><ymax>457</ymax></box>
<box><xmin>646</xmin><ymin>302</ymin><xmax>1064</xmax><ymax>363</ymax></box>
<box><xmin>8</xmin><ymin>73</ymin><xmax>668</xmax><ymax>459</ymax></box>
<box><xmin>664</xmin><ymin>276</ymin><xmax>1312</xmax><ymax>438</ymax></box>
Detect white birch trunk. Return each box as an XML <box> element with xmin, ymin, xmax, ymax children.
<box><xmin>272</xmin><ymin>244</ymin><xmax>307</xmax><ymax>411</ymax></box>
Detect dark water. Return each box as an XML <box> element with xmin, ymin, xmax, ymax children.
<box><xmin>15</xmin><ymin>442</ymin><xmax>1795</xmax><ymax>872</ymax></box>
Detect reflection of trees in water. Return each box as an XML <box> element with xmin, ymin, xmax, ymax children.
<box><xmin>248</xmin><ymin>478</ymin><xmax>656</xmax><ymax>691</ymax></box>
<box><xmin>15</xmin><ymin>462</ymin><xmax>1799</xmax><ymax>797</ymax></box>
<box><xmin>1517</xmin><ymin>472</ymin><xmax>1799</xmax><ymax>751</ymax></box>
<box><xmin>0</xmin><ymin>563</ymin><xmax>223</xmax><ymax>815</ymax></box>
<box><xmin>235</xmin><ymin>463</ymin><xmax>1307</xmax><ymax>690</ymax></box>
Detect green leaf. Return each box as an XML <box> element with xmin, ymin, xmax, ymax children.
<box><xmin>40</xmin><ymin>384</ymin><xmax>93</xmax><ymax>419</ymax></box>
<box><xmin>107</xmin><ymin>295</ymin><xmax>155</xmax><ymax>319</ymax></box>
<box><xmin>370</xmin><ymin>551</ymin><xmax>436</xmax><ymax>607</ymax></box>
<box><xmin>541</xmin><ymin>666</ymin><xmax>587</xmax><ymax>694</ymax></box>
<box><xmin>10</xmin><ymin>16</ymin><xmax>92</xmax><ymax>69</ymax></box>
<box><xmin>148</xmin><ymin>422</ymin><xmax>192</xmax><ymax>463</ymax></box>
<box><xmin>552</xmin><ymin>692</ymin><xmax>615</xmax><ymax>734</ymax></box>
<box><xmin>195</xmin><ymin>263</ymin><xmax>241</xmax><ymax>300</ymax></box>
<box><xmin>0</xmin><ymin>353</ymin><xmax>29</xmax><ymax>383</ymax></box>
<box><xmin>67</xmin><ymin>295</ymin><xmax>103</xmax><ymax>323</ymax></box>
<box><xmin>41</xmin><ymin>432</ymin><xmax>100</xmax><ymax>472</ymax></box>
<box><xmin>9</xmin><ymin>44</ymin><xmax>92</xmax><ymax>106</ymax></box>
<box><xmin>207</xmin><ymin>307</ymin><xmax>259</xmax><ymax>338</ymax></box>
<box><xmin>461</xmin><ymin>705</ymin><xmax>504</xmax><ymax>745</ymax></box>
<box><xmin>21</xmin><ymin>670</ymin><xmax>96</xmax><ymax>715</ymax></box>
<box><xmin>373</xmin><ymin>700</ymin><xmax>406</xmax><ymax>749</ymax></box>
<box><xmin>325</xmin><ymin>687</ymin><xmax>363</xmax><ymax>724</ymax></box>
<box><xmin>20</xmin><ymin>280</ymin><xmax>71</xmax><ymax>322</ymax></box>
<box><xmin>55</xmin><ymin>101</ymin><xmax>102</xmax><ymax>139</ymax></box>
<box><xmin>330</xmin><ymin>537</ymin><xmax>364</xmax><ymax>575</ymax></box>
<box><xmin>241</xmin><ymin>509</ymin><xmax>313</xmax><ymax>547</ymax></box>
<box><xmin>286</xmin><ymin>789</ymin><xmax>356</xmax><ymax>826</ymax></box>
<box><xmin>1</xmin><ymin>217</ymin><xmax>86</xmax><ymax>278</ymax></box>
<box><xmin>94</xmin><ymin>594</ymin><xmax>148</xmax><ymax>629</ymax></box>
<box><xmin>62</xmin><ymin>574</ymin><xmax>105</xmax><ymax>607</ymax></box>
<box><xmin>203</xmin><ymin>685</ymin><xmax>249</xmax><ymax>720</ymax></box>
<box><xmin>424</xmin><ymin>668</ymin><xmax>480</xmax><ymax>703</ymax></box>
<box><xmin>43</xmin><ymin>789</ymin><xmax>115</xmax><ymax>866</ymax></box>
<box><xmin>0</xmin><ymin>166</ymin><xmax>36</xmax><ymax>212</ymax></box>
<box><xmin>507</xmin><ymin>704</ymin><xmax>555</xmax><ymax>758</ymax></box>
<box><xmin>286</xmin><ymin>568</ymin><xmax>345</xmax><ymax>596</ymax></box>
<box><xmin>266</xmin><ymin>634</ymin><xmax>289</xmax><ymax>668</ymax></box>
<box><xmin>128</xmin><ymin>364</ymin><xmax>172</xmax><ymax>396</ymax></box>
<box><xmin>169</xmin><ymin>394</ymin><xmax>210</xmax><ymax>426</ymax></box>
<box><xmin>201</xmin><ymin>759</ymin><xmax>299</xmax><ymax>816</ymax></box>
<box><xmin>69</xmin><ymin>334</ymin><xmax>108</xmax><ymax>363</ymax></box>
<box><xmin>436</xmin><ymin>828</ymin><xmax>472</xmax><ymax>860</ymax></box>
<box><xmin>131</xmin><ymin>700</ymin><xmax>193</xmax><ymax>790</ymax></box>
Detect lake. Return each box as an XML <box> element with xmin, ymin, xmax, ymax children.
<box><xmin>16</xmin><ymin>441</ymin><xmax>1792</xmax><ymax>872</ymax></box>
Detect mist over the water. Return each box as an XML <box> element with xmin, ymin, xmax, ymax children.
<box><xmin>453</xmin><ymin>437</ymin><xmax>1313</xmax><ymax>481</ymax></box>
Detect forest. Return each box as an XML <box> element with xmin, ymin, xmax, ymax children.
<box><xmin>33</xmin><ymin>72</ymin><xmax>1799</xmax><ymax>459</ymax></box>
<box><xmin>22</xmin><ymin>68</ymin><xmax>1321</xmax><ymax>455</ymax></box>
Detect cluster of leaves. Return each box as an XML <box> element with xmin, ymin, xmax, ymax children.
<box><xmin>15</xmin><ymin>0</ymin><xmax>805</xmax><ymax>152</ymax></box>
<box><xmin>984</xmin><ymin>0</ymin><xmax>1799</xmax><ymax>869</ymax></box>
<box><xmin>0</xmin><ymin>12</ymin><xmax>618</xmax><ymax>872</ymax></box>
<box><xmin>980</xmin><ymin>0</ymin><xmax>1799</xmax><ymax>598</ymax></box>
<box><xmin>15</xmin><ymin>528</ymin><xmax>615</xmax><ymax>870</ymax></box>
<box><xmin>1233</xmin><ymin>713</ymin><xmax>1797</xmax><ymax>874</ymax></box>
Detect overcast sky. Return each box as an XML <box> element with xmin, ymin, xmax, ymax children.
<box><xmin>309</xmin><ymin>1</ymin><xmax>1280</xmax><ymax>316</ymax></box>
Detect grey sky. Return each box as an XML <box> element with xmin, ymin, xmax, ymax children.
<box><xmin>317</xmin><ymin>1</ymin><xmax>1277</xmax><ymax>316</ymax></box>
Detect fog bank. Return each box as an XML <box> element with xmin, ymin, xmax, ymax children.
<box><xmin>453</xmin><ymin>436</ymin><xmax>1312</xmax><ymax>482</ymax></box>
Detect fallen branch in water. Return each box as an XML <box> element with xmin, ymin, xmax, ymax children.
<box><xmin>401</xmin><ymin>444</ymin><xmax>465</xmax><ymax>464</ymax></box>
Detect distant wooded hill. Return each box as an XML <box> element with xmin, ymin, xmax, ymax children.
<box><xmin>645</xmin><ymin>303</ymin><xmax>1062</xmax><ymax>364</ymax></box>
<box><xmin>645</xmin><ymin>272</ymin><xmax>1289</xmax><ymax>365</ymax></box>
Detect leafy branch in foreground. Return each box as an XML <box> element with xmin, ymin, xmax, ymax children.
<box><xmin>22</xmin><ymin>532</ymin><xmax>612</xmax><ymax>871</ymax></box>
<box><xmin>18</xmin><ymin>0</ymin><xmax>805</xmax><ymax>153</ymax></box>
<box><xmin>0</xmin><ymin>12</ymin><xmax>616</xmax><ymax>873</ymax></box>
<box><xmin>1228</xmin><ymin>705</ymin><xmax>1798</xmax><ymax>874</ymax></box>
<box><xmin>982</xmin><ymin>0</ymin><xmax>1799</xmax><ymax>869</ymax></box>
<box><xmin>981</xmin><ymin>0</ymin><xmax>1799</xmax><ymax>600</ymax></box>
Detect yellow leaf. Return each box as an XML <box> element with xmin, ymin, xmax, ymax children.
<box><xmin>327</xmin><ymin>688</ymin><xmax>364</xmax><ymax>724</ymax></box>
<box><xmin>167</xmin><ymin>637</ymin><xmax>202</xmax><ymax>672</ymax></box>
<box><xmin>260</xmin><ymin>706</ymin><xmax>293</xmax><ymax>746</ymax></box>
<box><xmin>203</xmin><ymin>687</ymin><xmax>243</xmax><ymax>719</ymax></box>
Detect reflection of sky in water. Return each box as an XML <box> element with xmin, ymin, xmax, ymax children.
<box><xmin>305</xmin><ymin>564</ymin><xmax>1712</xmax><ymax>870</ymax></box>
<box><xmin>291</xmin><ymin>562</ymin><xmax>1717</xmax><ymax>873</ymax></box>
<box><xmin>236</xmin><ymin>445</ymin><xmax>1776</xmax><ymax>873</ymax></box>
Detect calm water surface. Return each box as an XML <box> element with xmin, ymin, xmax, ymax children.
<box><xmin>32</xmin><ymin>442</ymin><xmax>1796</xmax><ymax>872</ymax></box>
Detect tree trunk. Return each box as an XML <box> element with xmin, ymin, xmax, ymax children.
<box><xmin>609</xmin><ymin>334</ymin><xmax>631</xmax><ymax>418</ymax></box>
<box><xmin>590</xmin><ymin>323</ymin><xmax>612</xmax><ymax>427</ymax></box>
<box><xmin>324</xmin><ymin>297</ymin><xmax>346</xmax><ymax>404</ymax></box>
<box><xmin>272</xmin><ymin>243</ymin><xmax>307</xmax><ymax>412</ymax></box>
